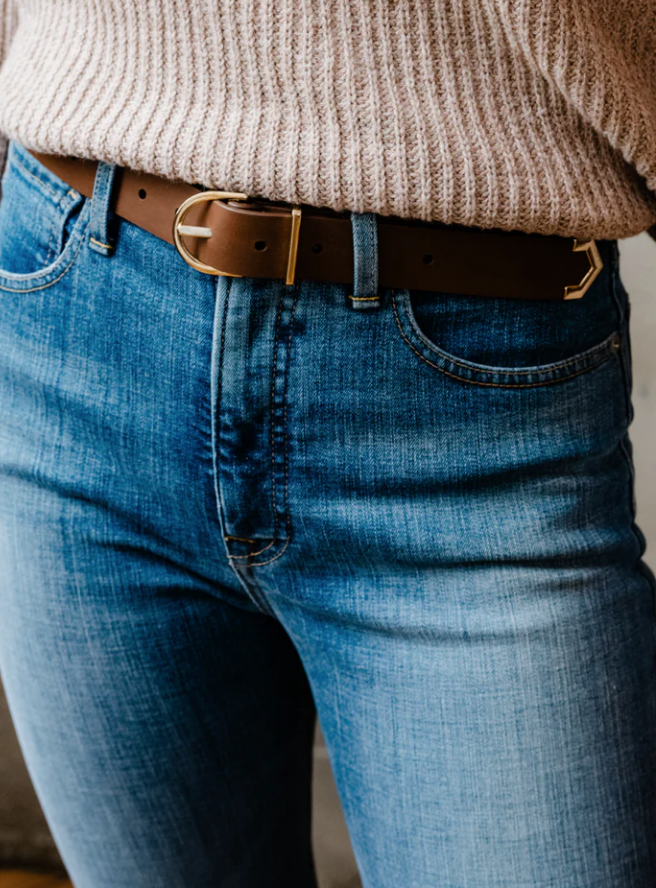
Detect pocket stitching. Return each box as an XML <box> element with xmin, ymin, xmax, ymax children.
<box><xmin>0</xmin><ymin>204</ymin><xmax>90</xmax><ymax>293</ymax></box>
<box><xmin>44</xmin><ymin>187</ymin><xmax>76</xmax><ymax>267</ymax></box>
<box><xmin>391</xmin><ymin>289</ymin><xmax>620</xmax><ymax>388</ymax></box>
<box><xmin>397</xmin><ymin>289</ymin><xmax>616</xmax><ymax>374</ymax></box>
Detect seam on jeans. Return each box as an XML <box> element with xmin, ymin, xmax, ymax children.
<box><xmin>391</xmin><ymin>290</ymin><xmax>619</xmax><ymax>387</ymax></box>
<box><xmin>227</xmin><ymin>548</ymin><xmax>272</xmax><ymax>558</ymax></box>
<box><xmin>229</xmin><ymin>286</ymin><xmax>298</xmax><ymax>566</ymax></box>
<box><xmin>225</xmin><ymin>286</ymin><xmax>286</xmax><ymax>561</ymax></box>
<box><xmin>0</xmin><ymin>215</ymin><xmax>90</xmax><ymax>293</ymax></box>
<box><xmin>229</xmin><ymin>284</ymin><xmax>289</xmax><ymax>559</ymax></box>
<box><xmin>608</xmin><ymin>241</ymin><xmax>626</xmax><ymax>327</ymax></box>
<box><xmin>619</xmin><ymin>435</ymin><xmax>637</xmax><ymax>521</ymax></box>
<box><xmin>5</xmin><ymin>157</ymin><xmax>78</xmax><ymax>270</ymax></box>
<box><xmin>224</xmin><ymin>534</ymin><xmax>259</xmax><ymax>543</ymax></box>
<box><xmin>211</xmin><ymin>276</ymin><xmax>269</xmax><ymax>568</ymax></box>
<box><xmin>250</xmin><ymin>535</ymin><xmax>291</xmax><ymax>566</ymax></box>
<box><xmin>617</xmin><ymin>434</ymin><xmax>656</xmax><ymax>646</ymax></box>
<box><xmin>12</xmin><ymin>151</ymin><xmax>64</xmax><ymax>204</ymax></box>
<box><xmin>227</xmin><ymin>535</ymin><xmax>291</xmax><ymax>566</ymax></box>
<box><xmin>45</xmin><ymin>187</ymin><xmax>72</xmax><ymax>266</ymax></box>
<box><xmin>609</xmin><ymin>246</ymin><xmax>633</xmax><ymax>427</ymax></box>
<box><xmin>266</xmin><ymin>282</ymin><xmax>296</xmax><ymax>559</ymax></box>
<box><xmin>348</xmin><ymin>294</ymin><xmax>379</xmax><ymax>301</ymax></box>
<box><xmin>395</xmin><ymin>289</ymin><xmax>619</xmax><ymax>375</ymax></box>
<box><xmin>615</xmin><ymin>316</ymin><xmax>633</xmax><ymax>428</ymax></box>
<box><xmin>211</xmin><ymin>275</ymin><xmax>277</xmax><ymax>560</ymax></box>
<box><xmin>271</xmin><ymin>285</ymin><xmax>297</xmax><ymax>561</ymax></box>
<box><xmin>213</xmin><ymin>282</ymin><xmax>275</xmax><ymax>614</ymax></box>
<box><xmin>226</xmin><ymin>560</ymin><xmax>278</xmax><ymax>618</ymax></box>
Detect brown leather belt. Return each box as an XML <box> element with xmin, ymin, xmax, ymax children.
<box><xmin>27</xmin><ymin>149</ymin><xmax>603</xmax><ymax>301</ymax></box>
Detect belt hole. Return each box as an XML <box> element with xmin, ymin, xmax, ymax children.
<box><xmin>138</xmin><ymin>188</ymin><xmax>147</xmax><ymax>200</ymax></box>
<box><xmin>254</xmin><ymin>240</ymin><xmax>267</xmax><ymax>251</ymax></box>
<box><xmin>312</xmin><ymin>243</ymin><xmax>323</xmax><ymax>254</ymax></box>
<box><xmin>423</xmin><ymin>253</ymin><xmax>434</xmax><ymax>265</ymax></box>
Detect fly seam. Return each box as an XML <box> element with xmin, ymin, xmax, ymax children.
<box><xmin>230</xmin><ymin>286</ymin><xmax>299</xmax><ymax>567</ymax></box>
<box><xmin>280</xmin><ymin>286</ymin><xmax>298</xmax><ymax>541</ymax></box>
<box><xmin>247</xmin><ymin>535</ymin><xmax>291</xmax><ymax>567</ymax></box>
<box><xmin>227</xmin><ymin>286</ymin><xmax>288</xmax><ymax>561</ymax></box>
<box><xmin>219</xmin><ymin>280</ymin><xmax>275</xmax><ymax>561</ymax></box>
<box><xmin>227</xmin><ymin>536</ymin><xmax>292</xmax><ymax>565</ymax></box>
<box><xmin>268</xmin><ymin>285</ymin><xmax>285</xmax><ymax>540</ymax></box>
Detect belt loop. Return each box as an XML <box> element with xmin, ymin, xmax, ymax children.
<box><xmin>348</xmin><ymin>211</ymin><xmax>380</xmax><ymax>310</ymax></box>
<box><xmin>88</xmin><ymin>161</ymin><xmax>117</xmax><ymax>257</ymax></box>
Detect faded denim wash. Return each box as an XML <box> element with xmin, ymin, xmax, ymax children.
<box><xmin>0</xmin><ymin>140</ymin><xmax>655</xmax><ymax>888</ymax></box>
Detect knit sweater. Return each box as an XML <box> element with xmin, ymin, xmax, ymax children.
<box><xmin>1</xmin><ymin>0</ymin><xmax>656</xmax><ymax>240</ymax></box>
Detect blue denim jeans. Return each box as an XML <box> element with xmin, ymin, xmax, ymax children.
<box><xmin>0</xmin><ymin>140</ymin><xmax>655</xmax><ymax>888</ymax></box>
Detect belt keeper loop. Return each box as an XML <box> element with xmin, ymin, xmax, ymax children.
<box><xmin>349</xmin><ymin>211</ymin><xmax>380</xmax><ymax>310</ymax></box>
<box><xmin>88</xmin><ymin>161</ymin><xmax>117</xmax><ymax>257</ymax></box>
<box><xmin>285</xmin><ymin>207</ymin><xmax>302</xmax><ymax>285</ymax></box>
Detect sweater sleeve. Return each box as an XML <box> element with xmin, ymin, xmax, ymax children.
<box><xmin>0</xmin><ymin>0</ymin><xmax>18</xmax><ymax>189</ymax></box>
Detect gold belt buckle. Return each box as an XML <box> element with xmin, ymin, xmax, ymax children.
<box><xmin>173</xmin><ymin>190</ymin><xmax>248</xmax><ymax>277</ymax></box>
<box><xmin>173</xmin><ymin>191</ymin><xmax>302</xmax><ymax>284</ymax></box>
<box><xmin>563</xmin><ymin>238</ymin><xmax>603</xmax><ymax>299</ymax></box>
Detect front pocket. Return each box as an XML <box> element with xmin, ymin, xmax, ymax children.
<box><xmin>0</xmin><ymin>142</ymin><xmax>90</xmax><ymax>293</ymax></box>
<box><xmin>391</xmin><ymin>285</ymin><xmax>623</xmax><ymax>387</ymax></box>
<box><xmin>389</xmin><ymin>238</ymin><xmax>627</xmax><ymax>388</ymax></box>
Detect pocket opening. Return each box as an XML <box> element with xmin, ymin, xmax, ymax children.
<box><xmin>390</xmin><ymin>288</ymin><xmax>622</xmax><ymax>389</ymax></box>
<box><xmin>0</xmin><ymin>146</ymin><xmax>90</xmax><ymax>292</ymax></box>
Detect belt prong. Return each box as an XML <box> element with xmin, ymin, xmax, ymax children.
<box><xmin>177</xmin><ymin>225</ymin><xmax>213</xmax><ymax>238</ymax></box>
<box><xmin>285</xmin><ymin>207</ymin><xmax>302</xmax><ymax>286</ymax></box>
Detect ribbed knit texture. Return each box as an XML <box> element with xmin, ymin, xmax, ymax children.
<box><xmin>1</xmin><ymin>0</ymin><xmax>656</xmax><ymax>239</ymax></box>
<box><xmin>0</xmin><ymin>0</ymin><xmax>16</xmax><ymax>179</ymax></box>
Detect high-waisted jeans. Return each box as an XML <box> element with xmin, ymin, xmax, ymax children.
<box><xmin>0</xmin><ymin>140</ymin><xmax>654</xmax><ymax>888</ymax></box>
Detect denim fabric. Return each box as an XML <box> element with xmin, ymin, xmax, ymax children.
<box><xmin>349</xmin><ymin>212</ymin><xmax>380</xmax><ymax>310</ymax></box>
<box><xmin>87</xmin><ymin>160</ymin><xmax>117</xmax><ymax>257</ymax></box>
<box><xmin>0</xmin><ymin>140</ymin><xmax>655</xmax><ymax>888</ymax></box>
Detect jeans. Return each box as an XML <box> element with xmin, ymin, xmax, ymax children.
<box><xmin>0</xmin><ymin>139</ymin><xmax>654</xmax><ymax>888</ymax></box>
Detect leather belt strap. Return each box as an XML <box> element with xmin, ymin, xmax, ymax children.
<box><xmin>27</xmin><ymin>149</ymin><xmax>603</xmax><ymax>301</ymax></box>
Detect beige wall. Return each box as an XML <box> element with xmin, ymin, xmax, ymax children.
<box><xmin>619</xmin><ymin>235</ymin><xmax>656</xmax><ymax>569</ymax></box>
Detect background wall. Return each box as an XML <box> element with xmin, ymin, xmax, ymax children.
<box><xmin>619</xmin><ymin>233</ymin><xmax>656</xmax><ymax>562</ymax></box>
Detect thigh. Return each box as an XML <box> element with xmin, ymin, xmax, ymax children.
<box><xmin>291</xmin><ymin>553</ymin><xmax>656</xmax><ymax>888</ymax></box>
<box><xmin>262</xmin><ymin>241</ymin><xmax>656</xmax><ymax>886</ymax></box>
<box><xmin>0</xmin><ymin>143</ymin><xmax>317</xmax><ymax>888</ymax></box>
<box><xmin>0</xmin><ymin>517</ymin><xmax>316</xmax><ymax>888</ymax></box>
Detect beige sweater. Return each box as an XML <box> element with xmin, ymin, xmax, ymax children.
<box><xmin>1</xmin><ymin>0</ymin><xmax>656</xmax><ymax>241</ymax></box>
